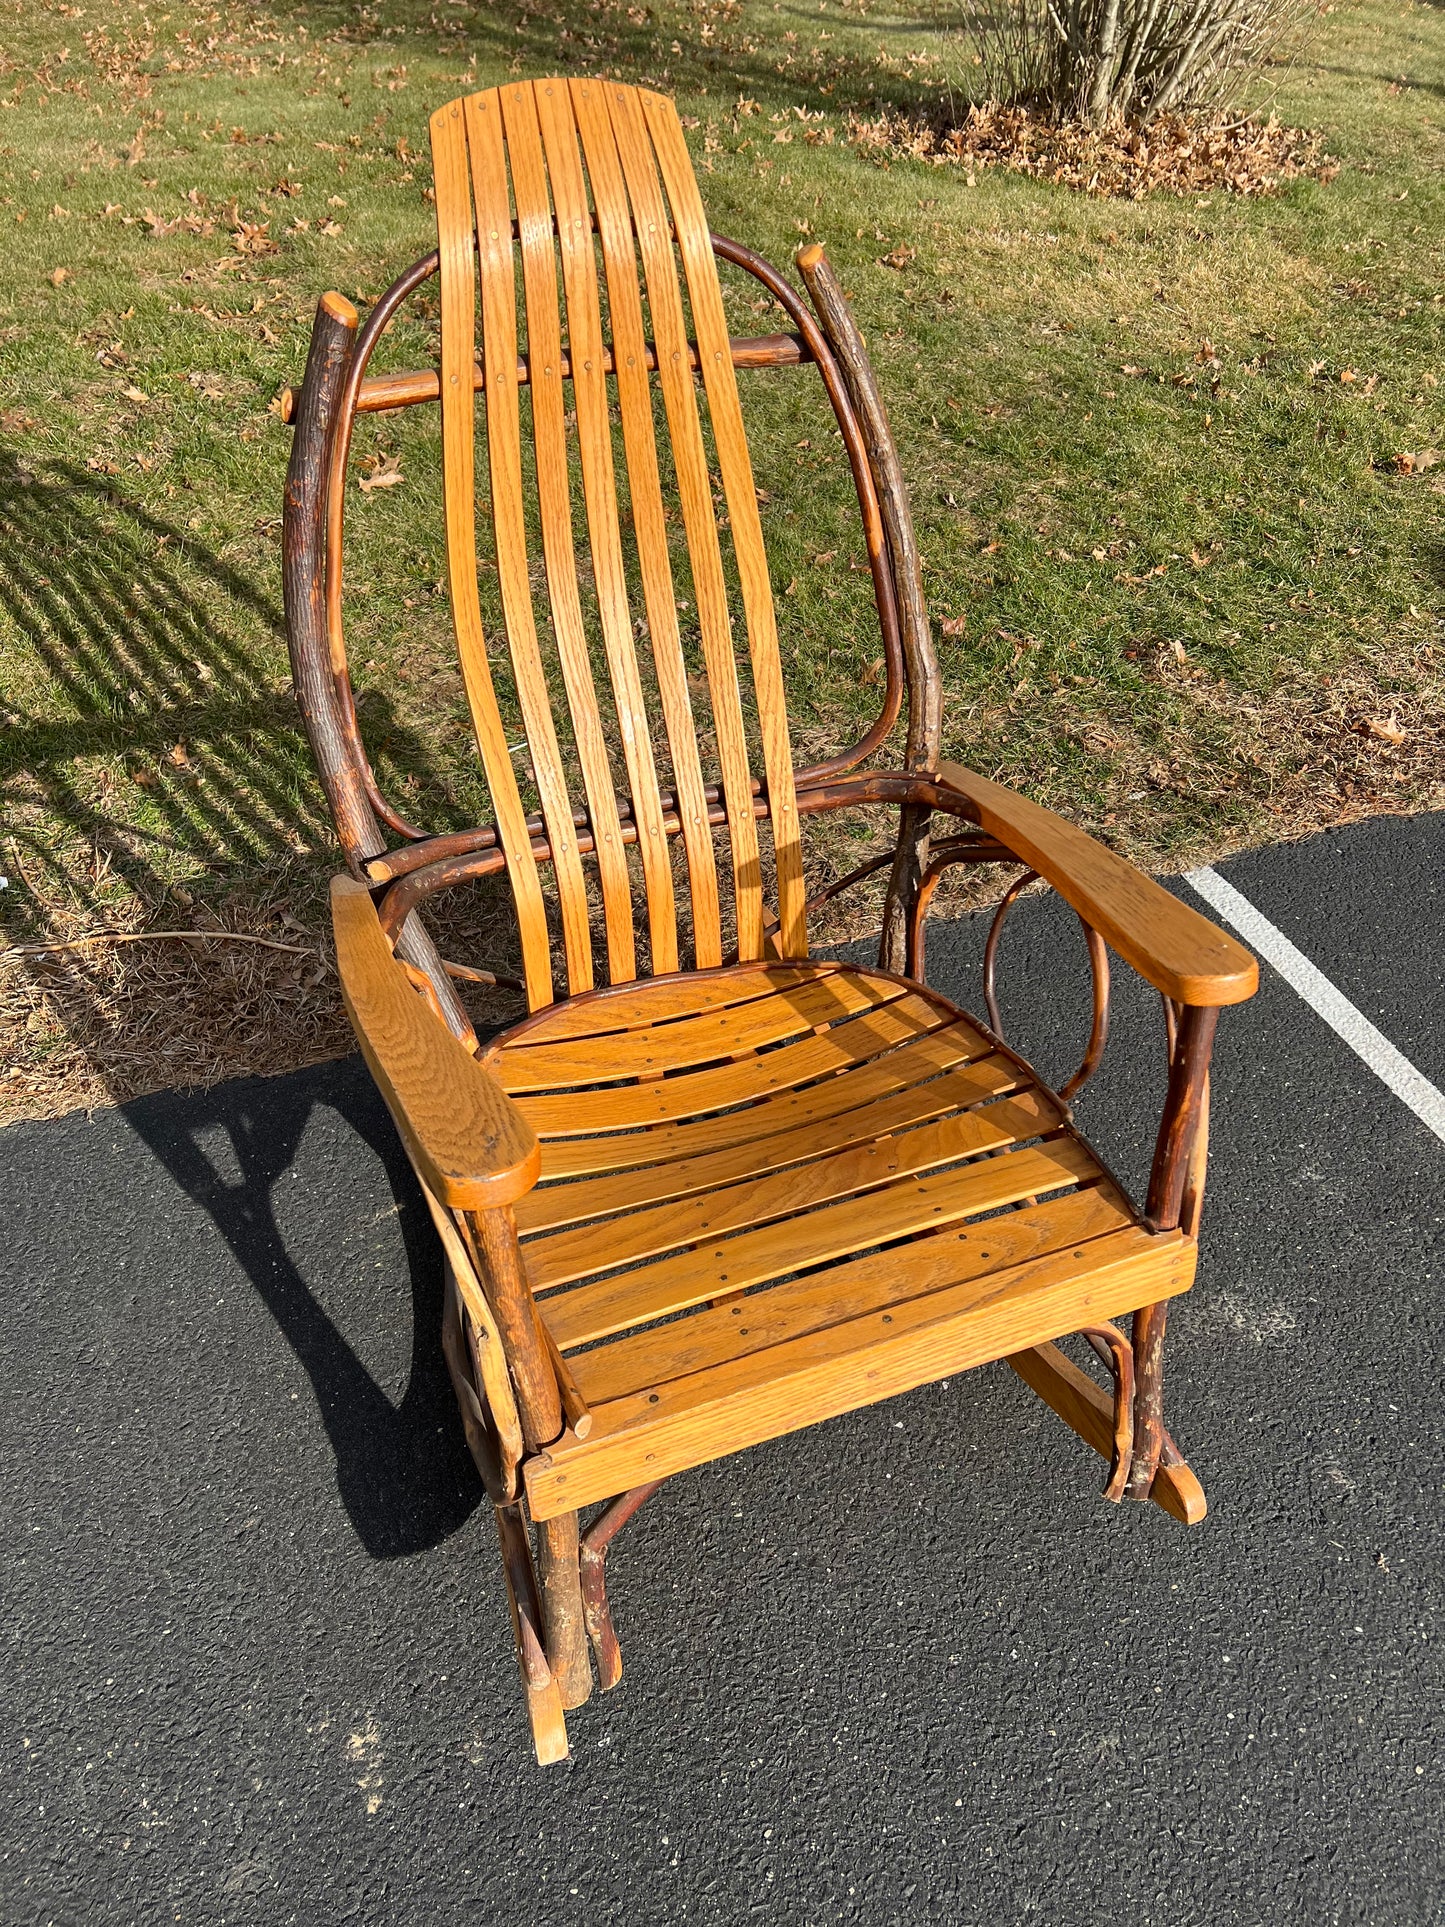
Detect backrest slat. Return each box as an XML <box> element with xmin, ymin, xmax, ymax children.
<box><xmin>428</xmin><ymin>81</ymin><xmax>808</xmax><ymax>1004</ymax></box>
<box><xmin>432</xmin><ymin>99</ymin><xmax>556</xmax><ymax>1008</ymax></box>
<box><xmin>569</xmin><ymin>79</ymin><xmax>723</xmax><ymax>969</ymax></box>
<box><xmin>464</xmin><ymin>90</ymin><xmax>595</xmax><ymax>995</ymax></box>
<box><xmin>500</xmin><ymin>83</ymin><xmax>639</xmax><ymax>984</ymax></box>
<box><xmin>640</xmin><ymin>92</ymin><xmax>808</xmax><ymax>959</ymax></box>
<box><xmin>535</xmin><ymin>80</ymin><xmax>680</xmax><ymax>976</ymax></box>
<box><xmin>604</xmin><ymin>84</ymin><xmax>766</xmax><ymax>964</ymax></box>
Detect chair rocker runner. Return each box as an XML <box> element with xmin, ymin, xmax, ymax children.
<box><xmin>281</xmin><ymin>78</ymin><xmax>1258</xmax><ymax>1766</ymax></box>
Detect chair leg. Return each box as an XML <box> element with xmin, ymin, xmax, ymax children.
<box><xmin>1007</xmin><ymin>1340</ymin><xmax>1207</xmax><ymax>1525</ymax></box>
<box><xmin>494</xmin><ymin>1502</ymin><xmax>570</xmax><ymax>1765</ymax></box>
<box><xmin>1125</xmin><ymin>1299</ymin><xmax>1169</xmax><ymax>1501</ymax></box>
<box><xmin>536</xmin><ymin>1512</ymin><xmax>594</xmax><ymax>1709</ymax></box>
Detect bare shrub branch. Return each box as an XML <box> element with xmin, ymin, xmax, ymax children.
<box><xmin>962</xmin><ymin>0</ymin><xmax>1320</xmax><ymax>126</ymax></box>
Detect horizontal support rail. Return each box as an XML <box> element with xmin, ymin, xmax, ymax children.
<box><xmin>278</xmin><ymin>330</ymin><xmax>809</xmax><ymax>422</ymax></box>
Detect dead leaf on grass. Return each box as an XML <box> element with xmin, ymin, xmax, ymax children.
<box><xmin>940</xmin><ymin>615</ymin><xmax>966</xmax><ymax>636</ymax></box>
<box><xmin>232</xmin><ymin>221</ymin><xmax>278</xmax><ymax>256</ymax></box>
<box><xmin>1367</xmin><ymin>713</ymin><xmax>1406</xmax><ymax>745</ymax></box>
<box><xmin>49</xmin><ymin>266</ymin><xmax>72</xmax><ymax>286</ymax></box>
<box><xmin>358</xmin><ymin>452</ymin><xmax>404</xmax><ymax>493</ymax></box>
<box><xmin>1395</xmin><ymin>449</ymin><xmax>1441</xmax><ymax>475</ymax></box>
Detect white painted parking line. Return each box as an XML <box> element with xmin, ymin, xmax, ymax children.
<box><xmin>1185</xmin><ymin>865</ymin><xmax>1445</xmax><ymax>1148</ymax></box>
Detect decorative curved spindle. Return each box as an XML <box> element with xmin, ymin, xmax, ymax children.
<box><xmin>579</xmin><ymin>1481</ymin><xmax>665</xmax><ymax>1690</ymax></box>
<box><xmin>977</xmin><ymin>871</ymin><xmax>1112</xmax><ymax>1101</ymax></box>
<box><xmin>904</xmin><ymin>834</ymin><xmax>1013</xmax><ymax>981</ymax></box>
<box><xmin>1058</xmin><ymin>921</ymin><xmax>1111</xmax><ymax>1101</ymax></box>
<box><xmin>981</xmin><ymin>868</ymin><xmax>1041</xmax><ymax>1038</ymax></box>
<box><xmin>1081</xmin><ymin>1322</ymin><xmax>1135</xmax><ymax>1503</ymax></box>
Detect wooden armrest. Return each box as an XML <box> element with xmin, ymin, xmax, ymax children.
<box><xmin>930</xmin><ymin>761</ymin><xmax>1257</xmax><ymax>1007</ymax></box>
<box><xmin>331</xmin><ymin>876</ymin><xmax>541</xmax><ymax>1207</ymax></box>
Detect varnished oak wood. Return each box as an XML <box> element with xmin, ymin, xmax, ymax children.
<box><xmin>540</xmin><ymin>1136</ymin><xmax>1101</xmax><ymax>1350</ymax></box>
<box><xmin>494</xmin><ymin>972</ymin><xmax>910</xmax><ymax>1092</ymax></box>
<box><xmin>494</xmin><ymin>1502</ymin><xmax>570</xmax><ymax>1763</ymax></box>
<box><xmin>522</xmin><ymin>1093</ymin><xmax>1061</xmax><ymax>1293</ymax></box>
<box><xmin>276</xmin><ymin>331</ymin><xmax>811</xmax><ymax>422</ymax></box>
<box><xmin>503</xmin><ymin>992</ymin><xmax>961</xmax><ymax>1136</ymax></box>
<box><xmin>571</xmin><ymin>79</ymin><xmax>725</xmax><ymax>965</ymax></box>
<box><xmin>430</xmin><ymin>99</ymin><xmax>554</xmax><ymax>1008</ymax></box>
<box><xmin>933</xmin><ymin>761</ymin><xmax>1258</xmax><ymax>1007</ymax></box>
<box><xmin>567</xmin><ymin>1186</ymin><xmax>1131</xmax><ymax>1403</ymax></box>
<box><xmin>466</xmin><ymin>88</ymin><xmax>596</xmax><ymax>996</ymax></box>
<box><xmin>420</xmin><ymin>1185</ymin><xmax>524</xmax><ymax>1494</ymax></box>
<box><xmin>526</xmin><ymin>1231</ymin><xmax>1195</xmax><ymax>1518</ymax></box>
<box><xmin>284</xmin><ymin>79</ymin><xmax>1257</xmax><ymax>1767</ymax></box>
<box><xmin>331</xmin><ymin>877</ymin><xmax>540</xmax><ymax>1208</ymax></box>
<box><xmin>515</xmin><ymin>1053</ymin><xmax>1020</xmax><ymax>1231</ymax></box>
<box><xmin>537</xmin><ymin>82</ymin><xmax>679</xmax><ymax>974</ymax></box>
<box><xmin>530</xmin><ymin>1025</ymin><xmax>1008</xmax><ymax>1181</ymax></box>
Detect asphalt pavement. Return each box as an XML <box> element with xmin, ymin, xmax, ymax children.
<box><xmin>3</xmin><ymin>812</ymin><xmax>1442</xmax><ymax>1926</ymax></box>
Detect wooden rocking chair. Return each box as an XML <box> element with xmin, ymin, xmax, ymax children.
<box><xmin>280</xmin><ymin>79</ymin><xmax>1258</xmax><ymax>1764</ymax></box>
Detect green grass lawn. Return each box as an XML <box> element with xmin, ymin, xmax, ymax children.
<box><xmin>1</xmin><ymin>0</ymin><xmax>1442</xmax><ymax>1116</ymax></box>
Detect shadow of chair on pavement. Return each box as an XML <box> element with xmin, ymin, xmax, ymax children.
<box><xmin>0</xmin><ymin>445</ymin><xmax>485</xmax><ymax>1558</ymax></box>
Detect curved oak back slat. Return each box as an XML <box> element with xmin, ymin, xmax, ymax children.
<box><xmin>430</xmin><ymin>78</ymin><xmax>807</xmax><ymax>1007</ymax></box>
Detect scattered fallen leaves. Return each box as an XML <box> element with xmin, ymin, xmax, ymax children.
<box><xmin>848</xmin><ymin>106</ymin><xmax>1338</xmax><ymax>200</ymax></box>
<box><xmin>940</xmin><ymin>615</ymin><xmax>966</xmax><ymax>636</ymax></box>
<box><xmin>1367</xmin><ymin>713</ymin><xmax>1406</xmax><ymax>745</ymax></box>
<box><xmin>878</xmin><ymin>243</ymin><xmax>915</xmax><ymax>270</ymax></box>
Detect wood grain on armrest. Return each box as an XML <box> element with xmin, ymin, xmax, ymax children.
<box><xmin>331</xmin><ymin>876</ymin><xmax>541</xmax><ymax>1207</ymax></box>
<box><xmin>932</xmin><ymin>762</ymin><xmax>1257</xmax><ymax>1007</ymax></box>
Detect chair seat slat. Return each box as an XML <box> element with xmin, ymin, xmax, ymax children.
<box><xmin>523</xmin><ymin>1092</ymin><xmax>1063</xmax><ymax>1292</ymax></box>
<box><xmin>565</xmin><ymin>1186</ymin><xmax>1134</xmax><ymax>1403</ymax></box>
<box><xmin>530</xmin><ymin>1025</ymin><xmax>1004</xmax><ymax>1180</ymax></box>
<box><xmin>516</xmin><ymin>1054</ymin><xmax>1022</xmax><ymax>1233</ymax></box>
<box><xmin>494</xmin><ymin>972</ymin><xmax>908</xmax><ymax>1092</ymax></box>
<box><xmin>526</xmin><ymin>1228</ymin><xmax>1192</xmax><ymax>1519</ymax></box>
<box><xmin>505</xmin><ymin>992</ymin><xmax>955</xmax><ymax>1136</ymax></box>
<box><xmin>540</xmin><ymin>1136</ymin><xmax>1100</xmax><ymax>1347</ymax></box>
